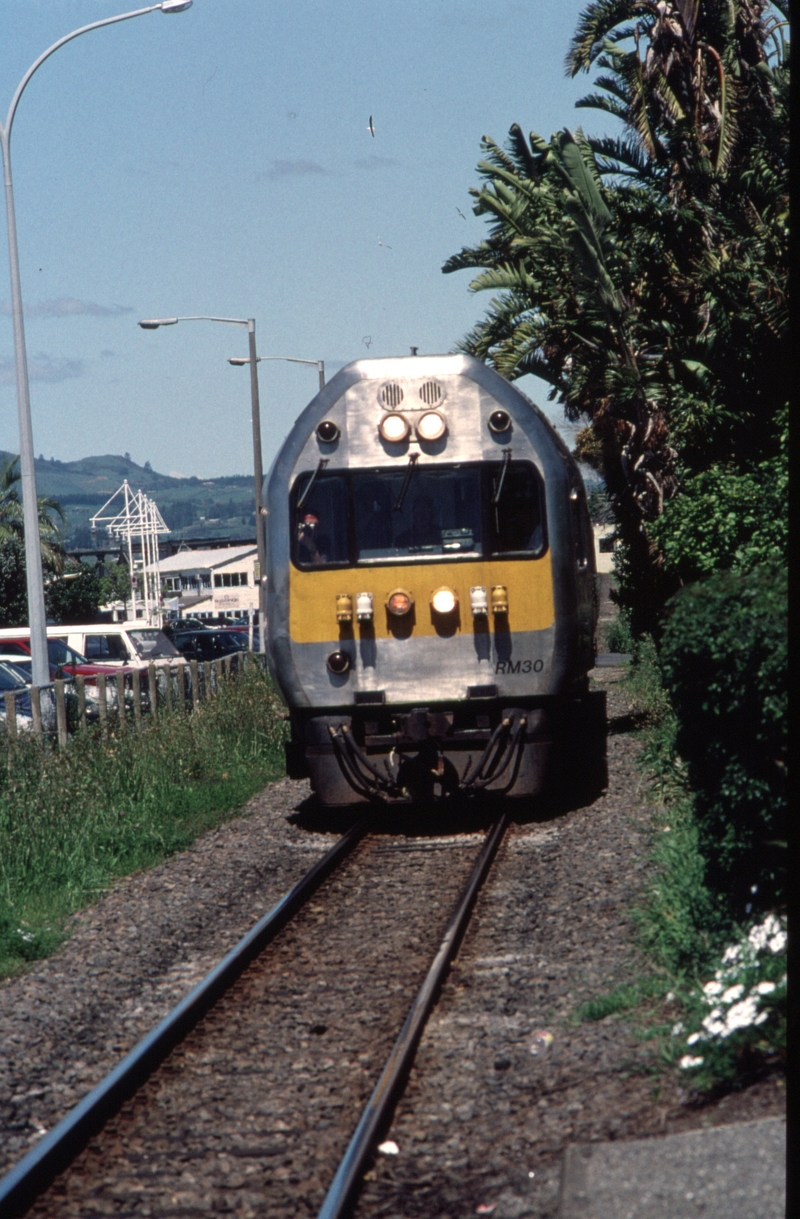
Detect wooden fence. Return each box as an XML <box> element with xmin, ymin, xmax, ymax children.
<box><xmin>1</xmin><ymin>654</ymin><xmax>257</xmax><ymax>746</ymax></box>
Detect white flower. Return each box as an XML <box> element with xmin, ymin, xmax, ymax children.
<box><xmin>755</xmin><ymin>981</ymin><xmax>776</xmax><ymax>996</ymax></box>
<box><xmin>680</xmin><ymin>1055</ymin><xmax>703</xmax><ymax>1069</ymax></box>
<box><xmin>754</xmin><ymin>1011</ymin><xmax>768</xmax><ymax>1026</ymax></box>
<box><xmin>686</xmin><ymin>1032</ymin><xmax>702</xmax><ymax>1046</ymax></box>
<box><xmin>665</xmin><ymin>992</ymin><xmax>675</xmax><ymax>1003</ymax></box>
<box><xmin>721</xmin><ymin>985</ymin><xmax>745</xmax><ymax>1005</ymax></box>
<box><xmin>702</xmin><ymin>1009</ymin><xmax>726</xmax><ymax>1037</ymax></box>
<box><xmin>722</xmin><ymin>944</ymin><xmax>741</xmax><ymax>964</ymax></box>
<box><xmin>703</xmin><ymin>980</ymin><xmax>724</xmax><ymax>997</ymax></box>
<box><xmin>768</xmin><ymin>931</ymin><xmax>787</xmax><ymax>954</ymax></box>
<box><xmin>721</xmin><ymin>997</ymin><xmax>759</xmax><ymax>1036</ymax></box>
<box><xmin>672</xmin><ymin>1022</ymin><xmax>684</xmax><ymax>1036</ymax></box>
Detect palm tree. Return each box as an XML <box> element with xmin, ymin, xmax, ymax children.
<box><xmin>443</xmin><ymin>1</ymin><xmax>788</xmax><ymax>630</ymax></box>
<box><xmin>0</xmin><ymin>455</ymin><xmax>65</xmax><ymax>574</ymax></box>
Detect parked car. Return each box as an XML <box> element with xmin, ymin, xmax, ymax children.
<box><xmin>0</xmin><ymin>661</ymin><xmax>33</xmax><ymax>726</ymax></box>
<box><xmin>0</xmin><ymin>637</ymin><xmax>124</xmax><ymax>683</ymax></box>
<box><xmin>170</xmin><ymin>629</ymin><xmax>250</xmax><ymax>664</ymax></box>
<box><xmin>162</xmin><ymin>617</ymin><xmax>210</xmax><ymax>635</ymax></box>
<box><xmin>0</xmin><ymin>625</ymin><xmax>184</xmax><ymax>671</ymax></box>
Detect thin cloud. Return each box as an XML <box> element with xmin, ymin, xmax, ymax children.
<box><xmin>353</xmin><ymin>155</ymin><xmax>399</xmax><ymax>170</ymax></box>
<box><xmin>0</xmin><ymin>297</ymin><xmax>133</xmax><ymax>318</ymax></box>
<box><xmin>0</xmin><ymin>354</ymin><xmax>85</xmax><ymax>386</ymax></box>
<box><xmin>255</xmin><ymin>159</ymin><xmax>329</xmax><ymax>180</ymax></box>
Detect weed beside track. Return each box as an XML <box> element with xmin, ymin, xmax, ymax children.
<box><xmin>0</xmin><ymin>665</ymin><xmax>287</xmax><ymax>977</ymax></box>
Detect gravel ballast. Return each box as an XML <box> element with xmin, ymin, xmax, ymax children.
<box><xmin>0</xmin><ymin>668</ymin><xmax>785</xmax><ymax>1216</ymax></box>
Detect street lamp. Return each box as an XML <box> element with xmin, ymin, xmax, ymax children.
<box><xmin>0</xmin><ymin>1</ymin><xmax>193</xmax><ymax>693</ymax></box>
<box><xmin>138</xmin><ymin>315</ymin><xmax>269</xmax><ymax>651</ymax></box>
<box><xmin>228</xmin><ymin>355</ymin><xmax>326</xmax><ymax>393</ymax></box>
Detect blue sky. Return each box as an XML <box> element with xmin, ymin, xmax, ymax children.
<box><xmin>1</xmin><ymin>1</ymin><xmax>605</xmax><ymax>479</ymax></box>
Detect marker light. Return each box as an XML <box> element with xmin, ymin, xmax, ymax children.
<box><xmin>356</xmin><ymin>591</ymin><xmax>374</xmax><ymax>621</ymax></box>
<box><xmin>317</xmin><ymin>420</ymin><xmax>340</xmax><ymax>443</ymax></box>
<box><xmin>470</xmin><ymin>586</ymin><xmax>488</xmax><ymax>615</ymax></box>
<box><xmin>491</xmin><ymin>585</ymin><xmax>509</xmax><ymax>614</ymax></box>
<box><xmin>386</xmin><ymin>589</ymin><xmax>414</xmax><ymax>616</ymax></box>
<box><xmin>327</xmin><ymin>650</ymin><xmax>351</xmax><ymax>674</ymax></box>
<box><xmin>431</xmin><ymin>586</ymin><xmax>458</xmax><ymax>615</ymax></box>
<box><xmin>416</xmin><ymin>410</ymin><xmax>447</xmax><ymax>442</ymax></box>
<box><xmin>336</xmin><ymin>594</ymin><xmax>353</xmax><ymax>623</ymax></box>
<box><xmin>488</xmin><ymin>409</ymin><xmax>511</xmax><ymax>434</ymax></box>
<box><xmin>379</xmin><ymin>413</ymin><xmax>410</xmax><ymax>443</ymax></box>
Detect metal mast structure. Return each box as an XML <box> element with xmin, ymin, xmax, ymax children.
<box><xmin>90</xmin><ymin>481</ymin><xmax>170</xmax><ymax>624</ymax></box>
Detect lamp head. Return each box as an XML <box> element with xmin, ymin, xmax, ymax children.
<box><xmin>138</xmin><ymin>318</ymin><xmax>179</xmax><ymax>329</ymax></box>
<box><xmin>160</xmin><ymin>1</ymin><xmax>193</xmax><ymax>12</ymax></box>
<box><xmin>228</xmin><ymin>357</ymin><xmax>250</xmax><ymax>366</ymax></box>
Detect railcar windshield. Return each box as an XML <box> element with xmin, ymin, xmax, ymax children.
<box><xmin>291</xmin><ymin>461</ymin><xmax>545</xmax><ymax>568</ymax></box>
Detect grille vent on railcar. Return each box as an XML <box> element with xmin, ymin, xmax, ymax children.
<box><xmin>379</xmin><ymin>382</ymin><xmax>404</xmax><ymax>408</ymax></box>
<box><xmin>419</xmin><ymin>380</ymin><xmax>443</xmax><ymax>405</ymax></box>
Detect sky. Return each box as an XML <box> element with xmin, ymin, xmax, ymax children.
<box><xmin>1</xmin><ymin>0</ymin><xmax>608</xmax><ymax>480</ymax></box>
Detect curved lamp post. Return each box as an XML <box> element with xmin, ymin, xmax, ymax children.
<box><xmin>0</xmin><ymin>1</ymin><xmax>193</xmax><ymax>692</ymax></box>
<box><xmin>138</xmin><ymin>315</ymin><xmax>270</xmax><ymax>651</ymax></box>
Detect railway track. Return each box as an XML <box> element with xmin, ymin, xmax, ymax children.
<box><xmin>0</xmin><ymin>812</ymin><xmax>508</xmax><ymax>1219</ymax></box>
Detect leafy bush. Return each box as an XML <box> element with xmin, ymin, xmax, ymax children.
<box><xmin>659</xmin><ymin>564</ymin><xmax>787</xmax><ymax>915</ymax></box>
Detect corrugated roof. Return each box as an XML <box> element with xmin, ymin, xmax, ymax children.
<box><xmin>147</xmin><ymin>544</ymin><xmax>256</xmax><ymax>574</ymax></box>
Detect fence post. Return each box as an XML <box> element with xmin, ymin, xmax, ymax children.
<box><xmin>30</xmin><ymin>686</ymin><xmax>43</xmax><ymax>737</ymax></box>
<box><xmin>164</xmin><ymin>666</ymin><xmax>173</xmax><ymax>713</ymax></box>
<box><xmin>181</xmin><ymin>663</ymin><xmax>191</xmax><ymax>710</ymax></box>
<box><xmin>148</xmin><ymin>663</ymin><xmax>158</xmax><ymax>720</ymax></box>
<box><xmin>115</xmin><ymin>671</ymin><xmax>126</xmax><ymax>734</ymax></box>
<box><xmin>76</xmin><ymin>675</ymin><xmax>87</xmax><ymax>731</ymax></box>
<box><xmin>223</xmin><ymin>655</ymin><xmax>231</xmax><ymax>682</ymax></box>
<box><xmin>132</xmin><ymin>669</ymin><xmax>143</xmax><ymax>733</ymax></box>
<box><xmin>189</xmin><ymin>660</ymin><xmax>200</xmax><ymax>712</ymax></box>
<box><xmin>203</xmin><ymin>660</ymin><xmax>213</xmax><ymax>701</ymax></box>
<box><xmin>97</xmin><ymin>673</ymin><xmax>108</xmax><ymax>739</ymax></box>
<box><xmin>55</xmin><ymin>678</ymin><xmax>68</xmax><ymax>747</ymax></box>
<box><xmin>4</xmin><ymin>691</ymin><xmax>17</xmax><ymax>739</ymax></box>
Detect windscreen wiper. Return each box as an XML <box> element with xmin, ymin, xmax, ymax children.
<box><xmin>296</xmin><ymin>458</ymin><xmax>329</xmax><ymax>510</ymax></box>
<box><xmin>491</xmin><ymin>448</ymin><xmax>512</xmax><ymax>505</ymax></box>
<box><xmin>393</xmin><ymin>453</ymin><xmax>419</xmax><ymax>512</ymax></box>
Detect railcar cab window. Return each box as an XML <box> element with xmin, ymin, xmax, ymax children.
<box><xmin>291</xmin><ymin>462</ymin><xmax>545</xmax><ymax>568</ymax></box>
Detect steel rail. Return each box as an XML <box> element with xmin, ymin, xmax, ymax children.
<box><xmin>0</xmin><ymin>821</ymin><xmax>367</xmax><ymax>1219</ymax></box>
<box><xmin>317</xmin><ymin>811</ymin><xmax>509</xmax><ymax>1219</ymax></box>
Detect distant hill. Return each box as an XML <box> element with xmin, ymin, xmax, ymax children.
<box><xmin>0</xmin><ymin>451</ymin><xmax>256</xmax><ymax>547</ymax></box>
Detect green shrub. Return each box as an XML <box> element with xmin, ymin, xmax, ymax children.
<box><xmin>659</xmin><ymin>563</ymin><xmax>787</xmax><ymax>915</ymax></box>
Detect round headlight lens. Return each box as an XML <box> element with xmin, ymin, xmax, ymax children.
<box><xmin>316</xmin><ymin>420</ymin><xmax>340</xmax><ymax>443</ymax></box>
<box><xmin>386</xmin><ymin>589</ymin><xmax>414</xmax><ymax>616</ymax></box>
<box><xmin>416</xmin><ymin>410</ymin><xmax>447</xmax><ymax>442</ymax></box>
<box><xmin>431</xmin><ymin>587</ymin><xmax>457</xmax><ymax>615</ymax></box>
<box><xmin>488</xmin><ymin>409</ymin><xmax>511</xmax><ymax>434</ymax></box>
<box><xmin>379</xmin><ymin>413</ymin><xmax>410</xmax><ymax>443</ymax></box>
<box><xmin>326</xmin><ymin>650</ymin><xmax>351</xmax><ymax>674</ymax></box>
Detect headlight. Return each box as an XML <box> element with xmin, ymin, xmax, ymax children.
<box><xmin>379</xmin><ymin>413</ymin><xmax>410</xmax><ymax>443</ymax></box>
<box><xmin>488</xmin><ymin>409</ymin><xmax>511</xmax><ymax>434</ymax></box>
<box><xmin>415</xmin><ymin>410</ymin><xmax>447</xmax><ymax>442</ymax></box>
<box><xmin>316</xmin><ymin>420</ymin><xmax>340</xmax><ymax>443</ymax></box>
<box><xmin>336</xmin><ymin>594</ymin><xmax>352</xmax><ymax>623</ymax></box>
<box><xmin>356</xmin><ymin>591</ymin><xmax>374</xmax><ymax>621</ymax></box>
<box><xmin>469</xmin><ymin>586</ymin><xmax>488</xmax><ymax>615</ymax></box>
<box><xmin>431</xmin><ymin>586</ymin><xmax>457</xmax><ymax>615</ymax></box>
<box><xmin>490</xmin><ymin>585</ymin><xmax>508</xmax><ymax>614</ymax></box>
<box><xmin>326</xmin><ymin>650</ymin><xmax>351</xmax><ymax>674</ymax></box>
<box><xmin>386</xmin><ymin>589</ymin><xmax>414</xmax><ymax>616</ymax></box>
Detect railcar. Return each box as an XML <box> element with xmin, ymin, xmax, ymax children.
<box><xmin>265</xmin><ymin>353</ymin><xmax>605</xmax><ymax>805</ymax></box>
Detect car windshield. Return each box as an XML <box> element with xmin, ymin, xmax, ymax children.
<box><xmin>48</xmin><ymin>639</ymin><xmax>89</xmax><ymax>667</ymax></box>
<box><xmin>0</xmin><ymin>661</ymin><xmax>29</xmax><ymax>690</ymax></box>
<box><xmin>292</xmin><ymin>461</ymin><xmax>545</xmax><ymax>566</ymax></box>
<box><xmin>128</xmin><ymin>630</ymin><xmax>181</xmax><ymax>659</ymax></box>
<box><xmin>0</xmin><ymin>641</ymin><xmax>29</xmax><ymax>657</ymax></box>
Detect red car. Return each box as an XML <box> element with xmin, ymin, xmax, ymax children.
<box><xmin>0</xmin><ymin>637</ymin><xmax>126</xmax><ymax>684</ymax></box>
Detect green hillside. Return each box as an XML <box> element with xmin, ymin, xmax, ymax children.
<box><xmin>0</xmin><ymin>451</ymin><xmax>257</xmax><ymax>547</ymax></box>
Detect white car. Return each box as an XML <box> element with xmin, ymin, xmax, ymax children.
<box><xmin>0</xmin><ymin>625</ymin><xmax>184</xmax><ymax>672</ymax></box>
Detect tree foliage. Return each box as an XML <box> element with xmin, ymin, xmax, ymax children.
<box><xmin>444</xmin><ymin>0</ymin><xmax>788</xmax><ymax>630</ymax></box>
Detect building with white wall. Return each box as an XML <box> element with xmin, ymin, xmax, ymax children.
<box><xmin>149</xmin><ymin>544</ymin><xmax>258</xmax><ymax>619</ymax></box>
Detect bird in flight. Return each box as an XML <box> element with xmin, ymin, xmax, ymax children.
<box><xmin>363</xmin><ymin>335</ymin><xmax>373</xmax><ymax>349</ymax></box>
<box><xmin>377</xmin><ymin>237</ymin><xmax>392</xmax><ymax>249</ymax></box>
<box><xmin>368</xmin><ymin>115</ymin><xmax>375</xmax><ymax>137</ymax></box>
<box><xmin>456</xmin><ymin>207</ymin><xmax>467</xmax><ymax>220</ymax></box>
